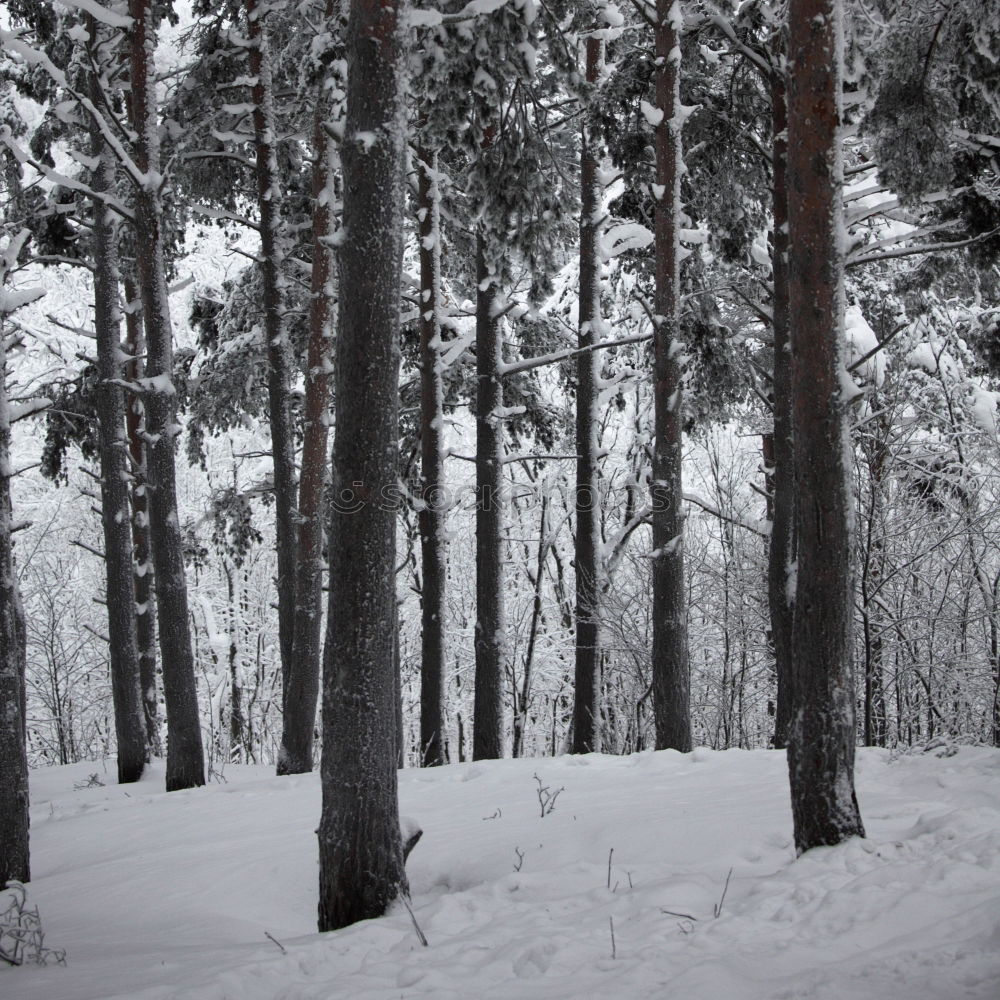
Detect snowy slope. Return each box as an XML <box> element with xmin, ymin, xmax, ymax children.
<box><xmin>7</xmin><ymin>746</ymin><xmax>1000</xmax><ymax>1000</ymax></box>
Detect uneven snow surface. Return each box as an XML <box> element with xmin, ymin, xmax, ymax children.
<box><xmin>8</xmin><ymin>747</ymin><xmax>1000</xmax><ymax>999</ymax></box>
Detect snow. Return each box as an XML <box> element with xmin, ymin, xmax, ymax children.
<box><xmin>844</xmin><ymin>303</ymin><xmax>886</xmax><ymax>387</ymax></box>
<box><xmin>601</xmin><ymin>224</ymin><xmax>654</xmax><ymax>260</ymax></box>
<box><xmin>9</xmin><ymin>747</ymin><xmax>1000</xmax><ymax>1000</ymax></box>
<box><xmin>639</xmin><ymin>100</ymin><xmax>663</xmax><ymax>128</ymax></box>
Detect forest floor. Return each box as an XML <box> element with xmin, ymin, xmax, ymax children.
<box><xmin>5</xmin><ymin>744</ymin><xmax>1000</xmax><ymax>999</ymax></box>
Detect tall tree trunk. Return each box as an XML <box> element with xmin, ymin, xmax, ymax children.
<box><xmin>514</xmin><ymin>491</ymin><xmax>548</xmax><ymax>758</ymax></box>
<box><xmin>89</xmin><ymin>35</ymin><xmax>146</xmax><ymax>784</ymax></box>
<box><xmin>785</xmin><ymin>0</ymin><xmax>865</xmax><ymax>852</ymax></box>
<box><xmin>0</xmin><ymin>234</ymin><xmax>29</xmax><ymax>887</ymax></box>
<box><xmin>573</xmin><ymin>36</ymin><xmax>604</xmax><ymax>755</ymax></box>
<box><xmin>124</xmin><ymin>273</ymin><xmax>160</xmax><ymax>757</ymax></box>
<box><xmin>417</xmin><ymin>145</ymin><xmax>447</xmax><ymax>767</ymax></box>
<box><xmin>129</xmin><ymin>0</ymin><xmax>205</xmax><ymax>791</ymax></box>
<box><xmin>650</xmin><ymin>0</ymin><xmax>692</xmax><ymax>752</ymax></box>
<box><xmin>246</xmin><ymin>0</ymin><xmax>298</xmax><ymax>703</ymax></box>
<box><xmin>768</xmin><ymin>62</ymin><xmax>796</xmax><ymax>751</ymax></box>
<box><xmin>317</xmin><ymin>0</ymin><xmax>408</xmax><ymax>932</ymax></box>
<box><xmin>473</xmin><ymin>233</ymin><xmax>505</xmax><ymax>761</ymax></box>
<box><xmin>277</xmin><ymin>7</ymin><xmax>337</xmax><ymax>775</ymax></box>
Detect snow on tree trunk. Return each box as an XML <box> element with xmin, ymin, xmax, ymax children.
<box><xmin>651</xmin><ymin>0</ymin><xmax>692</xmax><ymax>752</ymax></box>
<box><xmin>0</xmin><ymin>234</ymin><xmax>30</xmax><ymax>888</ymax></box>
<box><xmin>573</xmin><ymin>35</ymin><xmax>604</xmax><ymax>755</ymax></box>
<box><xmin>768</xmin><ymin>60</ymin><xmax>796</xmax><ymax>751</ymax></box>
<box><xmin>124</xmin><ymin>272</ymin><xmax>160</xmax><ymax>757</ymax></box>
<box><xmin>785</xmin><ymin>0</ymin><xmax>865</xmax><ymax>852</ymax></box>
<box><xmin>89</xmin><ymin>30</ymin><xmax>146</xmax><ymax>784</ymax></box>
<box><xmin>317</xmin><ymin>0</ymin><xmax>408</xmax><ymax>931</ymax></box>
<box><xmin>128</xmin><ymin>0</ymin><xmax>205</xmax><ymax>792</ymax></box>
<box><xmin>473</xmin><ymin>232</ymin><xmax>505</xmax><ymax>762</ymax></box>
<box><xmin>278</xmin><ymin>25</ymin><xmax>337</xmax><ymax>776</ymax></box>
<box><xmin>246</xmin><ymin>0</ymin><xmax>298</xmax><ymax>706</ymax></box>
<box><xmin>417</xmin><ymin>144</ymin><xmax>447</xmax><ymax>767</ymax></box>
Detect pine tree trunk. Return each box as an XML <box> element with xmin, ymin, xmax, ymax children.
<box><xmin>785</xmin><ymin>0</ymin><xmax>865</xmax><ymax>852</ymax></box>
<box><xmin>768</xmin><ymin>63</ymin><xmax>796</xmax><ymax>751</ymax></box>
<box><xmin>572</xmin><ymin>36</ymin><xmax>604</xmax><ymax>755</ymax></box>
<box><xmin>0</xmin><ymin>246</ymin><xmax>29</xmax><ymax>887</ymax></box>
<box><xmin>317</xmin><ymin>0</ymin><xmax>408</xmax><ymax>932</ymax></box>
<box><xmin>124</xmin><ymin>273</ymin><xmax>160</xmax><ymax>756</ymax></box>
<box><xmin>276</xmin><ymin>6</ymin><xmax>336</xmax><ymax>776</ymax></box>
<box><xmin>246</xmin><ymin>0</ymin><xmax>298</xmax><ymax>705</ymax></box>
<box><xmin>417</xmin><ymin>145</ymin><xmax>447</xmax><ymax>767</ymax></box>
<box><xmin>129</xmin><ymin>0</ymin><xmax>205</xmax><ymax>792</ymax></box>
<box><xmin>651</xmin><ymin>0</ymin><xmax>692</xmax><ymax>752</ymax></box>
<box><xmin>89</xmin><ymin>45</ymin><xmax>146</xmax><ymax>783</ymax></box>
<box><xmin>473</xmin><ymin>233</ymin><xmax>505</xmax><ymax>761</ymax></box>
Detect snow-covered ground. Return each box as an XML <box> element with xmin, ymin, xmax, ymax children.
<box><xmin>6</xmin><ymin>745</ymin><xmax>1000</xmax><ymax>1000</ymax></box>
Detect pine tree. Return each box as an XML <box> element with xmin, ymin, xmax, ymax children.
<box><xmin>128</xmin><ymin>0</ymin><xmax>206</xmax><ymax>791</ymax></box>
<box><xmin>784</xmin><ymin>0</ymin><xmax>865</xmax><ymax>852</ymax></box>
<box><xmin>317</xmin><ymin>0</ymin><xmax>408</xmax><ymax>931</ymax></box>
<box><xmin>88</xmin><ymin>15</ymin><xmax>147</xmax><ymax>784</ymax></box>
<box><xmin>651</xmin><ymin>0</ymin><xmax>692</xmax><ymax>752</ymax></box>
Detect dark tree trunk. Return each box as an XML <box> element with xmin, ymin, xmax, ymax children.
<box><xmin>417</xmin><ymin>145</ymin><xmax>447</xmax><ymax>767</ymax></box>
<box><xmin>572</xmin><ymin>36</ymin><xmax>604</xmax><ymax>755</ymax></box>
<box><xmin>246</xmin><ymin>0</ymin><xmax>298</xmax><ymax>703</ymax></box>
<box><xmin>651</xmin><ymin>0</ymin><xmax>692</xmax><ymax>752</ymax></box>
<box><xmin>768</xmin><ymin>63</ymin><xmax>796</xmax><ymax>751</ymax></box>
<box><xmin>785</xmin><ymin>0</ymin><xmax>865</xmax><ymax>852</ymax></box>
<box><xmin>473</xmin><ymin>233</ymin><xmax>505</xmax><ymax>761</ymax></box>
<box><xmin>129</xmin><ymin>0</ymin><xmax>205</xmax><ymax>792</ymax></box>
<box><xmin>89</xmin><ymin>43</ymin><xmax>146</xmax><ymax>783</ymax></box>
<box><xmin>277</xmin><ymin>11</ymin><xmax>336</xmax><ymax>775</ymax></box>
<box><xmin>514</xmin><ymin>491</ymin><xmax>548</xmax><ymax>759</ymax></box>
<box><xmin>317</xmin><ymin>0</ymin><xmax>408</xmax><ymax>932</ymax></box>
<box><xmin>0</xmin><ymin>245</ymin><xmax>29</xmax><ymax>887</ymax></box>
<box><xmin>124</xmin><ymin>273</ymin><xmax>160</xmax><ymax>757</ymax></box>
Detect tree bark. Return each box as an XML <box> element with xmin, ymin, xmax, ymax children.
<box><xmin>417</xmin><ymin>145</ymin><xmax>447</xmax><ymax>767</ymax></box>
<box><xmin>785</xmin><ymin>0</ymin><xmax>865</xmax><ymax>852</ymax></box>
<box><xmin>129</xmin><ymin>0</ymin><xmax>205</xmax><ymax>791</ymax></box>
<box><xmin>123</xmin><ymin>273</ymin><xmax>160</xmax><ymax>757</ymax></box>
<box><xmin>651</xmin><ymin>0</ymin><xmax>692</xmax><ymax>752</ymax></box>
<box><xmin>768</xmin><ymin>62</ymin><xmax>796</xmax><ymax>751</ymax></box>
<box><xmin>473</xmin><ymin>233</ymin><xmax>505</xmax><ymax>761</ymax></box>
<box><xmin>572</xmin><ymin>36</ymin><xmax>604</xmax><ymax>754</ymax></box>
<box><xmin>89</xmin><ymin>36</ymin><xmax>147</xmax><ymax>783</ymax></box>
<box><xmin>317</xmin><ymin>0</ymin><xmax>408</xmax><ymax>932</ymax></box>
<box><xmin>246</xmin><ymin>0</ymin><xmax>298</xmax><ymax>704</ymax></box>
<box><xmin>0</xmin><ymin>238</ymin><xmax>29</xmax><ymax>887</ymax></box>
<box><xmin>277</xmin><ymin>3</ymin><xmax>336</xmax><ymax>775</ymax></box>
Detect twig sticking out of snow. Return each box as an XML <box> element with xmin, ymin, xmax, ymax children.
<box><xmin>533</xmin><ymin>773</ymin><xmax>564</xmax><ymax>817</ymax></box>
<box><xmin>609</xmin><ymin>916</ymin><xmax>616</xmax><ymax>959</ymax></box>
<box><xmin>713</xmin><ymin>867</ymin><xmax>734</xmax><ymax>918</ymax></box>
<box><xmin>264</xmin><ymin>931</ymin><xmax>286</xmax><ymax>955</ymax></box>
<box><xmin>400</xmin><ymin>895</ymin><xmax>428</xmax><ymax>948</ymax></box>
